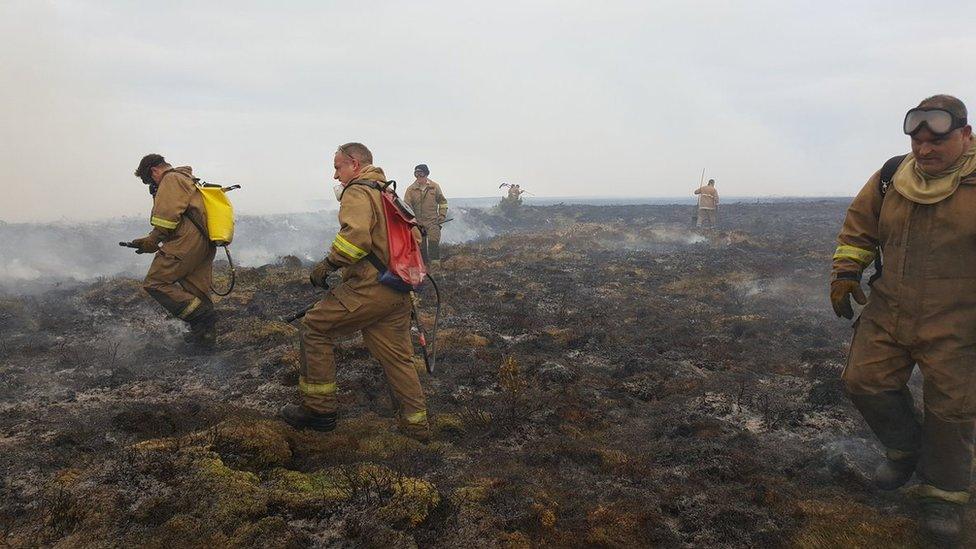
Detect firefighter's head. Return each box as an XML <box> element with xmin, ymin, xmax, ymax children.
<box><xmin>334</xmin><ymin>142</ymin><xmax>373</xmax><ymax>185</ymax></box>
<box><xmin>134</xmin><ymin>154</ymin><xmax>172</xmax><ymax>195</ymax></box>
<box><xmin>906</xmin><ymin>95</ymin><xmax>972</xmax><ymax>175</ymax></box>
<box><xmin>134</xmin><ymin>153</ymin><xmax>171</xmax><ymax>183</ymax></box>
<box><xmin>414</xmin><ymin>164</ymin><xmax>430</xmax><ymax>182</ymax></box>
<box><xmin>708</xmin><ymin>179</ymin><xmax>715</xmax><ymax>186</ymax></box>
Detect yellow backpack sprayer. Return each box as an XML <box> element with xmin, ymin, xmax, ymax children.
<box><xmin>121</xmin><ymin>176</ymin><xmax>240</xmax><ymax>296</ymax></box>
<box><xmin>190</xmin><ymin>181</ymin><xmax>240</xmax><ymax>296</ymax></box>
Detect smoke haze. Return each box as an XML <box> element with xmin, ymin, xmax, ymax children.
<box><xmin>0</xmin><ymin>1</ymin><xmax>973</xmax><ymax>224</ymax></box>
<box><xmin>0</xmin><ymin>208</ymin><xmax>494</xmax><ymax>292</ymax></box>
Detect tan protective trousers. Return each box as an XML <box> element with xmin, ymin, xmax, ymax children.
<box><xmin>844</xmin><ymin>316</ymin><xmax>975</xmax><ymax>497</ymax></box>
<box><xmin>421</xmin><ymin>223</ymin><xmax>441</xmax><ymax>262</ymax></box>
<box><xmin>696</xmin><ymin>208</ymin><xmax>716</xmax><ymax>228</ymax></box>
<box><xmin>299</xmin><ymin>281</ymin><xmax>427</xmax><ymax>427</ymax></box>
<box><xmin>143</xmin><ymin>246</ymin><xmax>215</xmax><ymax>320</ymax></box>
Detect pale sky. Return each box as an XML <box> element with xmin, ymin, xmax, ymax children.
<box><xmin>0</xmin><ymin>0</ymin><xmax>972</xmax><ymax>222</ymax></box>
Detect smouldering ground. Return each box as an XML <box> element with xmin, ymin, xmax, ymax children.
<box><xmin>0</xmin><ymin>201</ymin><xmax>951</xmax><ymax>547</ymax></box>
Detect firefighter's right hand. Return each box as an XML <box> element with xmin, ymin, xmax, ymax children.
<box><xmin>130</xmin><ymin>236</ymin><xmax>160</xmax><ymax>255</ymax></box>
<box><xmin>309</xmin><ymin>260</ymin><xmax>332</xmax><ymax>289</ymax></box>
<box><xmin>830</xmin><ymin>279</ymin><xmax>867</xmax><ymax>319</ymax></box>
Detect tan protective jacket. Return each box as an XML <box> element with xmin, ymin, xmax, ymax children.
<box><xmin>835</xmin><ymin>155</ymin><xmax>976</xmax><ymax>427</ymax></box>
<box><xmin>833</xmin><ymin>173</ymin><xmax>976</xmax><ymax>302</ymax></box>
<box><xmin>148</xmin><ymin>167</ymin><xmax>209</xmax><ymax>254</ymax></box>
<box><xmin>404</xmin><ymin>179</ymin><xmax>448</xmax><ymax>227</ymax></box>
<box><xmin>326</xmin><ymin>167</ymin><xmax>421</xmax><ymax>292</ymax></box>
<box><xmin>695</xmin><ymin>186</ymin><xmax>719</xmax><ymax>209</ymax></box>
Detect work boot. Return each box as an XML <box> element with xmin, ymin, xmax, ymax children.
<box><xmin>847</xmin><ymin>389</ymin><xmax>922</xmax><ymax>488</ymax></box>
<box><xmin>874</xmin><ymin>452</ymin><xmax>918</xmax><ymax>490</ymax></box>
<box><xmin>185</xmin><ymin>309</ymin><xmax>217</xmax><ymax>352</ymax></box>
<box><xmin>917</xmin><ymin>412</ymin><xmax>976</xmax><ymax>500</ymax></box>
<box><xmin>279</xmin><ymin>404</ymin><xmax>337</xmax><ymax>432</ymax></box>
<box><xmin>399</xmin><ymin>422</ymin><xmax>431</xmax><ymax>443</ymax></box>
<box><xmin>920</xmin><ymin>498</ymin><xmax>964</xmax><ymax>546</ymax></box>
<box><xmin>912</xmin><ymin>411</ymin><xmax>975</xmax><ymax>547</ymax></box>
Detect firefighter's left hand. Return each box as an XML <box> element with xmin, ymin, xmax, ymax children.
<box><xmin>309</xmin><ymin>260</ymin><xmax>332</xmax><ymax>289</ymax></box>
<box><xmin>130</xmin><ymin>236</ymin><xmax>160</xmax><ymax>254</ymax></box>
<box><xmin>830</xmin><ymin>278</ymin><xmax>867</xmax><ymax>319</ymax></box>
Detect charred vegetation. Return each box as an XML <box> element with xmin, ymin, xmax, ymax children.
<box><xmin>0</xmin><ymin>201</ymin><xmax>937</xmax><ymax>547</ymax></box>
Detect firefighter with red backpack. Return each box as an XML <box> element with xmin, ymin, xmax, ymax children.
<box><xmin>279</xmin><ymin>142</ymin><xmax>431</xmax><ymax>441</ymax></box>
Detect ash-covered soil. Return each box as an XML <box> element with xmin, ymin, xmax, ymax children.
<box><xmin>0</xmin><ymin>201</ymin><xmax>952</xmax><ymax>547</ymax></box>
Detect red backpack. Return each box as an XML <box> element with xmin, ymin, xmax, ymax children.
<box><xmin>344</xmin><ymin>180</ymin><xmax>427</xmax><ymax>292</ymax></box>
<box><xmin>331</xmin><ymin>179</ymin><xmax>441</xmax><ymax>374</ymax></box>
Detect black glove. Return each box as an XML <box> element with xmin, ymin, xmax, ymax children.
<box><xmin>830</xmin><ymin>279</ymin><xmax>867</xmax><ymax>319</ymax></box>
<box><xmin>130</xmin><ymin>236</ymin><xmax>160</xmax><ymax>255</ymax></box>
<box><xmin>309</xmin><ymin>260</ymin><xmax>333</xmax><ymax>289</ymax></box>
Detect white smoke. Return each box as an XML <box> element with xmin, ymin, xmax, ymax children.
<box><xmin>641</xmin><ymin>227</ymin><xmax>709</xmax><ymax>245</ymax></box>
<box><xmin>0</xmin><ymin>209</ymin><xmax>494</xmax><ymax>292</ymax></box>
<box><xmin>440</xmin><ymin>207</ymin><xmax>495</xmax><ymax>244</ymax></box>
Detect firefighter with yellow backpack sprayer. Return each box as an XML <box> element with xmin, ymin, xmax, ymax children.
<box><xmin>122</xmin><ymin>153</ymin><xmax>239</xmax><ymax>353</ymax></box>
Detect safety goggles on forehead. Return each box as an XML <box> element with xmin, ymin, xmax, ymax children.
<box><xmin>903</xmin><ymin>107</ymin><xmax>968</xmax><ymax>136</ymax></box>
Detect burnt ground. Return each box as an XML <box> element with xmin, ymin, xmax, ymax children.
<box><xmin>0</xmin><ymin>201</ymin><xmax>956</xmax><ymax>547</ymax></box>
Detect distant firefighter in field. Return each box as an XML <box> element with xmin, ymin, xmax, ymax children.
<box><xmin>505</xmin><ymin>183</ymin><xmax>527</xmax><ymax>202</ymax></box>
<box><xmin>831</xmin><ymin>94</ymin><xmax>976</xmax><ymax>543</ymax></box>
<box><xmin>404</xmin><ymin>164</ymin><xmax>448</xmax><ymax>265</ymax></box>
<box><xmin>128</xmin><ymin>154</ymin><xmax>217</xmax><ymax>351</ymax></box>
<box><xmin>694</xmin><ymin>178</ymin><xmax>719</xmax><ymax>228</ymax></box>
<box><xmin>499</xmin><ymin>182</ymin><xmax>528</xmax><ymax>215</ymax></box>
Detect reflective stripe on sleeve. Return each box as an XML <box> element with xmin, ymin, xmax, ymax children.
<box><xmin>150</xmin><ymin>216</ymin><xmax>179</xmax><ymax>230</ymax></box>
<box><xmin>299</xmin><ymin>377</ymin><xmax>337</xmax><ymax>396</ymax></box>
<box><xmin>833</xmin><ymin>245</ymin><xmax>876</xmax><ymax>266</ymax></box>
<box><xmin>332</xmin><ymin>235</ymin><xmax>367</xmax><ymax>260</ymax></box>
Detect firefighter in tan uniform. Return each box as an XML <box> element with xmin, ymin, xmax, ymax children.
<box><xmin>694</xmin><ymin>179</ymin><xmax>719</xmax><ymax>228</ymax></box>
<box><xmin>831</xmin><ymin>95</ymin><xmax>976</xmax><ymax>543</ymax></box>
<box><xmin>506</xmin><ymin>184</ymin><xmax>525</xmax><ymax>202</ymax></box>
<box><xmin>280</xmin><ymin>143</ymin><xmax>430</xmax><ymax>441</ymax></box>
<box><xmin>404</xmin><ymin>164</ymin><xmax>448</xmax><ymax>265</ymax></box>
<box><xmin>130</xmin><ymin>154</ymin><xmax>217</xmax><ymax>350</ymax></box>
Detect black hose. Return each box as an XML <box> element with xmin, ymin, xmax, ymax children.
<box><xmin>211</xmin><ymin>246</ymin><xmax>236</xmax><ymax>296</ymax></box>
<box><xmin>426</xmin><ymin>272</ymin><xmax>441</xmax><ymax>373</ymax></box>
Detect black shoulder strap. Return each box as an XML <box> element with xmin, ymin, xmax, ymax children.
<box><xmin>339</xmin><ymin>180</ymin><xmax>387</xmax><ymax>200</ymax></box>
<box><xmin>158</xmin><ymin>168</ymin><xmax>213</xmax><ymax>245</ymax></box>
<box><xmin>878</xmin><ymin>154</ymin><xmax>907</xmax><ymax>197</ymax></box>
<box><xmin>868</xmin><ymin>155</ymin><xmax>906</xmax><ymax>286</ymax></box>
<box><xmin>364</xmin><ymin>252</ymin><xmax>387</xmax><ymax>273</ymax></box>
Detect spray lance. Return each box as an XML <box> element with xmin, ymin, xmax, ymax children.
<box><xmin>410</xmin><ymin>273</ymin><xmax>442</xmax><ymax>374</ymax></box>
<box><xmin>282</xmin><ymin>299</ymin><xmax>321</xmax><ymax>324</ymax></box>
<box><xmin>280</xmin><ymin>272</ymin><xmax>337</xmax><ymax>323</ymax></box>
<box><xmin>692</xmin><ymin>168</ymin><xmax>706</xmax><ymax>225</ymax></box>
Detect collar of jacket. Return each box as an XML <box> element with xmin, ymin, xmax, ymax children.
<box><xmin>353</xmin><ymin>164</ymin><xmax>386</xmax><ymax>183</ymax></box>
<box><xmin>893</xmin><ymin>138</ymin><xmax>976</xmax><ymax>204</ymax></box>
